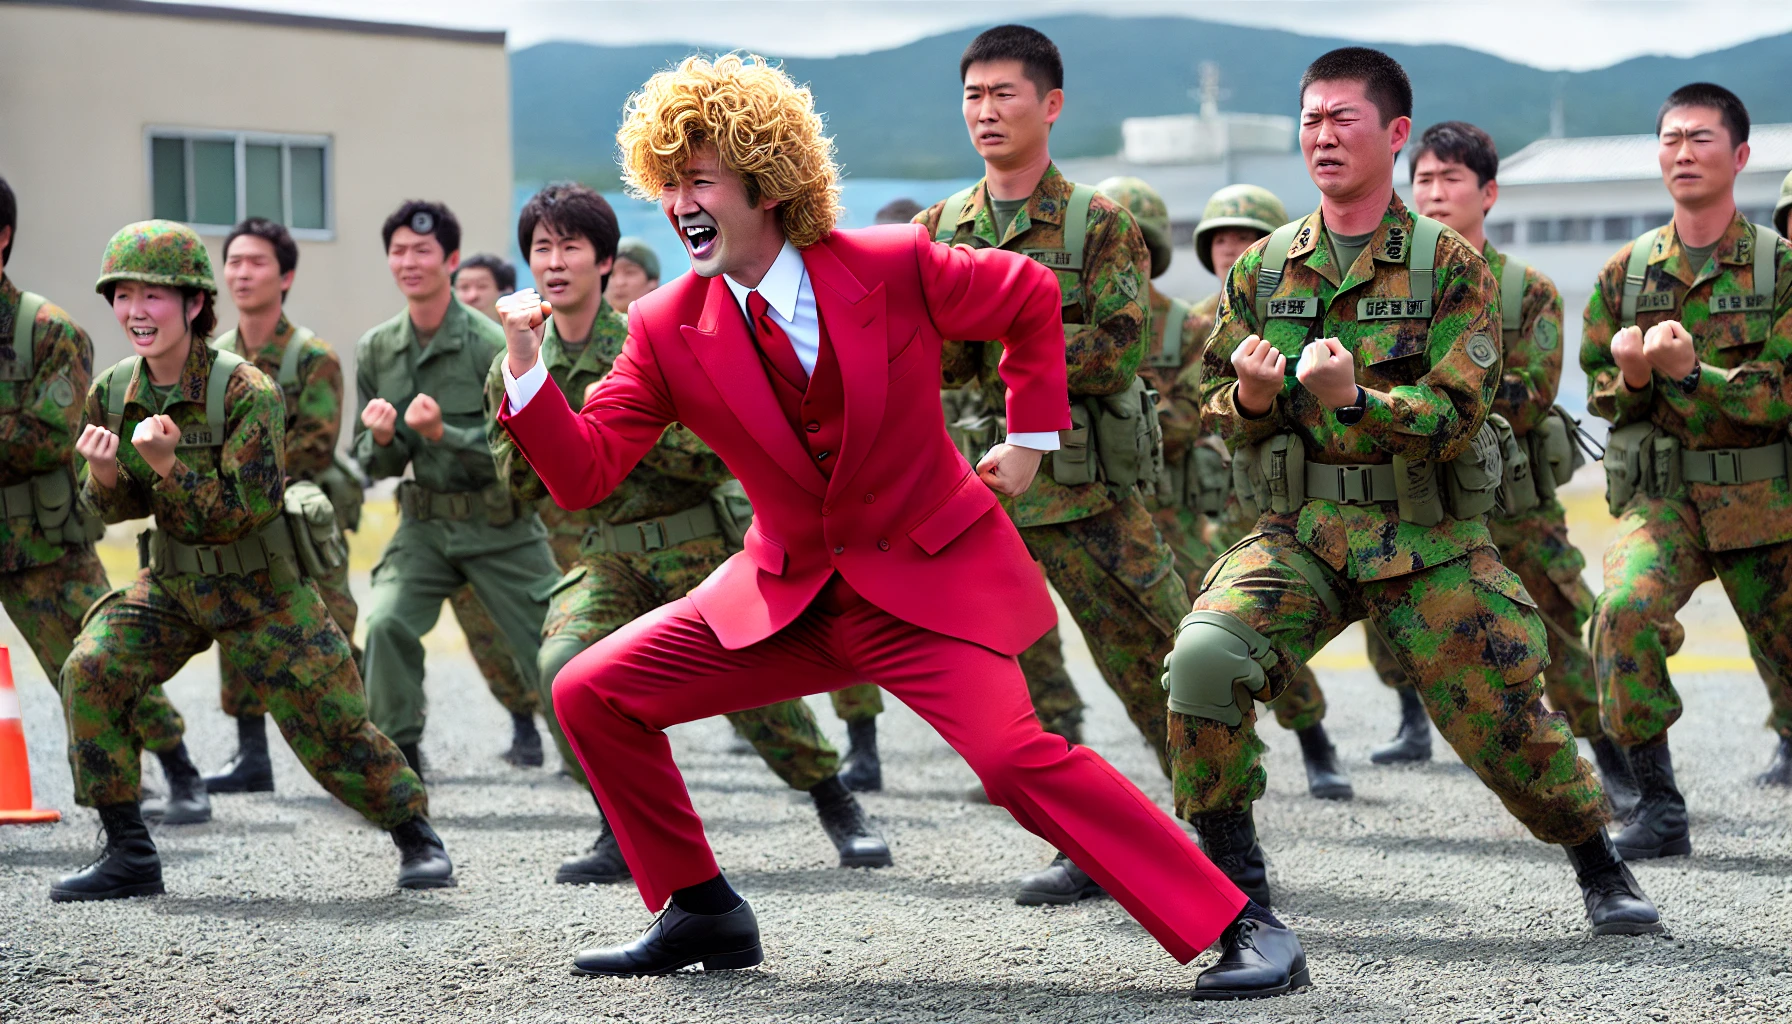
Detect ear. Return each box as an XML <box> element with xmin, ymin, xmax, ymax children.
<box><xmin>446</xmin><ymin>250</ymin><xmax>461</xmax><ymax>275</ymax></box>
<box><xmin>1043</xmin><ymin>88</ymin><xmax>1065</xmax><ymax>126</ymax></box>
<box><xmin>185</xmin><ymin>291</ymin><xmax>204</xmax><ymax>320</ymax></box>
<box><xmin>597</xmin><ymin>256</ymin><xmax>615</xmax><ymax>277</ymax></box>
<box><xmin>1389</xmin><ymin>115</ymin><xmax>1412</xmax><ymax>154</ymax></box>
<box><xmin>0</xmin><ymin>224</ymin><xmax>11</xmax><ymax>267</ymax></box>
<box><xmin>1735</xmin><ymin>140</ymin><xmax>1752</xmax><ymax>175</ymax></box>
<box><xmin>1483</xmin><ymin>179</ymin><xmax>1499</xmax><ymax>214</ymax></box>
<box><xmin>279</xmin><ymin>269</ymin><xmax>296</xmax><ymax>293</ymax></box>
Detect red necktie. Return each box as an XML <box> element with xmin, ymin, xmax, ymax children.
<box><xmin>748</xmin><ymin>290</ymin><xmax>808</xmax><ymax>386</ymax></box>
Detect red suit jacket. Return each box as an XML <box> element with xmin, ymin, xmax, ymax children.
<box><xmin>499</xmin><ymin>224</ymin><xmax>1070</xmax><ymax>656</ymax></box>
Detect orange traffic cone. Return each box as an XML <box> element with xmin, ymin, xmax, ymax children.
<box><xmin>1</xmin><ymin>644</ymin><xmax>61</xmax><ymax>824</ymax></box>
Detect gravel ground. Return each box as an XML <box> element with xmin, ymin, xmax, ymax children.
<box><xmin>4</xmin><ymin>483</ymin><xmax>1790</xmax><ymax>1023</ymax></box>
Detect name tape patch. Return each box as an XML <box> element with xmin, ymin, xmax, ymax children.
<box><xmin>1357</xmin><ymin>297</ymin><xmax>1432</xmax><ymax>320</ymax></box>
<box><xmin>1635</xmin><ymin>292</ymin><xmax>1678</xmax><ymax>312</ymax></box>
<box><xmin>1025</xmin><ymin>249</ymin><xmax>1077</xmax><ymax>269</ymax></box>
<box><xmin>177</xmin><ymin>428</ymin><xmax>217</xmax><ymax>448</ymax></box>
<box><xmin>1266</xmin><ymin>297</ymin><xmax>1320</xmax><ymax>319</ymax></box>
<box><xmin>1712</xmin><ymin>294</ymin><xmax>1771</xmax><ymax>313</ymax></box>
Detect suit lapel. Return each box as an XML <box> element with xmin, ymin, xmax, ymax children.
<box><xmin>804</xmin><ymin>241</ymin><xmax>887</xmax><ymax>496</ymax></box>
<box><xmin>682</xmin><ymin>275</ymin><xmax>827</xmax><ymax>497</ymax></box>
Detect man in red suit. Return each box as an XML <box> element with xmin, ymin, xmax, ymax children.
<box><xmin>495</xmin><ymin>53</ymin><xmax>1307</xmax><ymax>998</ymax></box>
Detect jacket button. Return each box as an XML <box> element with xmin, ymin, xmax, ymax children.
<box><xmin>863</xmin><ymin>493</ymin><xmax>875</xmax><ymax>503</ymax></box>
<box><xmin>878</xmin><ymin>538</ymin><xmax>890</xmax><ymax>551</ymax></box>
<box><xmin>833</xmin><ymin>545</ymin><xmax>844</xmax><ymax>555</ymax></box>
<box><xmin>822</xmin><ymin>505</ymin><xmax>831</xmax><ymax>516</ymax></box>
<box><xmin>805</xmin><ymin>421</ymin><xmax>820</xmax><ymax>433</ymax></box>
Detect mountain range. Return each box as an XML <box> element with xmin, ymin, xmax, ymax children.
<box><xmin>511</xmin><ymin>14</ymin><xmax>1792</xmax><ymax>186</ymax></box>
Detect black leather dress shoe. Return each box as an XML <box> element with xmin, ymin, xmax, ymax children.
<box><xmin>572</xmin><ymin>901</ymin><xmax>763</xmax><ymax>976</ymax></box>
<box><xmin>1014</xmin><ymin>851</ymin><xmax>1107</xmax><ymax>906</ymax></box>
<box><xmin>1193</xmin><ymin>917</ymin><xmax>1310</xmax><ymax>1000</ymax></box>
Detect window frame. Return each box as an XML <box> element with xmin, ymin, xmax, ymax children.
<box><xmin>143</xmin><ymin>126</ymin><xmax>334</xmax><ymax>241</ymax></box>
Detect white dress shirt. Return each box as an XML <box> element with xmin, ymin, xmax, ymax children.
<box><xmin>501</xmin><ymin>239</ymin><xmax>1058</xmax><ymax>452</ymax></box>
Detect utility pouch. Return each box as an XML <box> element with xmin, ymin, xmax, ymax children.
<box><xmin>1530</xmin><ymin>407</ymin><xmax>1579</xmax><ymax>499</ymax></box>
<box><xmin>1093</xmin><ymin>377</ymin><xmax>1163</xmax><ymax>492</ymax></box>
<box><xmin>709</xmin><ymin>479</ymin><xmax>755</xmax><ymax>552</ymax></box>
<box><xmin>284</xmin><ymin>479</ymin><xmax>346</xmax><ymax>581</ymax></box>
<box><xmin>1232</xmin><ymin>437</ymin><xmax>1270</xmax><ymax>519</ymax></box>
<box><xmin>1603</xmin><ymin>421</ymin><xmax>1657</xmax><ymax>516</ymax></box>
<box><xmin>480</xmin><ymin>479</ymin><xmax>518</xmax><ymax>527</ymax></box>
<box><xmin>1391</xmin><ymin>455</ymin><xmax>1445</xmax><ymax>527</ymax></box>
<box><xmin>1650</xmin><ymin>432</ymin><xmax>1684</xmax><ymax>499</ymax></box>
<box><xmin>1442</xmin><ymin>419</ymin><xmax>1504</xmax><ymax>520</ymax></box>
<box><xmin>1260</xmin><ymin>433</ymin><xmax>1307</xmax><ymax>514</ymax></box>
<box><xmin>1488</xmin><ymin>413</ymin><xmax>1539</xmax><ymax>516</ymax></box>
<box><xmin>1191</xmin><ymin>443</ymin><xmax>1232</xmax><ymax>516</ymax></box>
<box><xmin>1050</xmin><ymin>402</ymin><xmax>1098</xmax><ymax>486</ymax></box>
<box><xmin>313</xmin><ymin>453</ymin><xmax>367</xmax><ymax>533</ymax></box>
<box><xmin>946</xmin><ymin>412</ymin><xmax>1003</xmax><ymax>466</ymax></box>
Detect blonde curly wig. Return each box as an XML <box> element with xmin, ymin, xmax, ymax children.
<box><xmin>617</xmin><ymin>53</ymin><xmax>842</xmax><ymax>249</ymax></box>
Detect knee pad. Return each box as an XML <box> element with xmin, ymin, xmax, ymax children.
<box><xmin>1161</xmin><ymin>611</ymin><xmax>1275</xmax><ymax>727</ymax></box>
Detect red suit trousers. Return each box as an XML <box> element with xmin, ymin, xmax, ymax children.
<box><xmin>551</xmin><ymin>585</ymin><xmax>1246</xmax><ymax>963</ymax></box>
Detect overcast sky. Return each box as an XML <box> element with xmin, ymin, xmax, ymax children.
<box><xmin>163</xmin><ymin>0</ymin><xmax>1792</xmax><ymax>71</ymax></box>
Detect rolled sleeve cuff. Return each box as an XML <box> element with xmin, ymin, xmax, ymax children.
<box><xmin>502</xmin><ymin>355</ymin><xmax>550</xmax><ymax>413</ymax></box>
<box><xmin>1005</xmin><ymin>430</ymin><xmax>1061</xmax><ymax>452</ymax></box>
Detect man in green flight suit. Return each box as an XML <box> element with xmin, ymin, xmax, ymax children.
<box><xmin>1099</xmin><ymin>175</ymin><xmax>1352</xmax><ymax>804</ymax></box>
<box><xmin>355</xmin><ymin>200</ymin><xmax>561</xmax><ymax>777</ymax></box>
<box><xmin>54</xmin><ymin>220</ymin><xmax>450</xmax><ymax>900</ymax></box>
<box><xmin>914</xmin><ymin>25</ymin><xmax>1190</xmax><ymax>906</ymax></box>
<box><xmin>0</xmin><ymin>176</ymin><xmax>206</xmax><ymax>825</ymax></box>
<box><xmin>1168</xmin><ymin>48</ymin><xmax>1660</xmax><ymax>934</ymax></box>
<box><xmin>487</xmin><ymin>183</ymin><xmax>890</xmax><ymax>883</ymax></box>
<box><xmin>1582</xmin><ymin>84</ymin><xmax>1792</xmax><ymax>856</ymax></box>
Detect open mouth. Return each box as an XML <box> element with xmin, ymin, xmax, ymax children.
<box><xmin>129</xmin><ymin>326</ymin><xmax>157</xmax><ymax>346</ymax></box>
<box><xmin>683</xmin><ymin>224</ymin><xmax>719</xmax><ymax>260</ymax></box>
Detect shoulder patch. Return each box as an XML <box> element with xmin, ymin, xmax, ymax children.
<box><xmin>1382</xmin><ymin>226</ymin><xmax>1407</xmax><ymax>261</ymax></box>
<box><xmin>1116</xmin><ymin>269</ymin><xmax>1140</xmax><ymax>301</ymax></box>
<box><xmin>1534</xmin><ymin>318</ymin><xmax>1559</xmax><ymax>352</ymax></box>
<box><xmin>1294</xmin><ymin>224</ymin><xmax>1313</xmax><ymax>250</ymax></box>
<box><xmin>1466</xmin><ymin>333</ymin><xmax>1499</xmax><ymax>368</ymax></box>
<box><xmin>47</xmin><ymin>376</ymin><xmax>76</xmax><ymax>407</ymax></box>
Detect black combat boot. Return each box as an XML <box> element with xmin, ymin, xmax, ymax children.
<box><xmin>140</xmin><ymin>742</ymin><xmax>211</xmax><ymax>825</ymax></box>
<box><xmin>1014</xmin><ymin>851</ymin><xmax>1106</xmax><ymax>906</ymax></box>
<box><xmin>809</xmin><ymin>776</ymin><xmax>892</xmax><ymax>868</ymax></box>
<box><xmin>391</xmin><ymin>816</ymin><xmax>456</xmax><ymax>889</ymax></box>
<box><xmin>1613</xmin><ymin>739</ymin><xmax>1690</xmax><ymax>860</ymax></box>
<box><xmin>50</xmin><ymin>803</ymin><xmax>164</xmax><ymax>902</ymax></box>
<box><xmin>1296</xmin><ymin>723</ymin><xmax>1354</xmax><ymax>800</ymax></box>
<box><xmin>838</xmin><ymin>718</ymin><xmax>882</xmax><ymax>792</ymax></box>
<box><xmin>398</xmin><ymin>742</ymin><xmax>425</xmax><ymax>782</ymax></box>
<box><xmin>203</xmin><ymin>715</ymin><xmax>275</xmax><ymax>794</ymax></box>
<box><xmin>557</xmin><ymin>818</ymin><xmax>633</xmax><ymax>885</ymax></box>
<box><xmin>1590</xmin><ymin>735</ymin><xmax>1641</xmax><ymax>820</ymax></box>
<box><xmin>1370</xmin><ymin>685</ymin><xmax>1432</xmax><ymax>764</ymax></box>
<box><xmin>1190</xmin><ymin>809</ymin><xmax>1272</xmax><ymax>908</ymax></box>
<box><xmin>1756</xmin><ymin>735</ymin><xmax>1792</xmax><ymax>787</ymax></box>
<box><xmin>501</xmin><ymin>713</ymin><xmax>544</xmax><ymax>768</ymax></box>
<box><xmin>1565</xmin><ymin>830</ymin><xmax>1664</xmax><ymax>935</ymax></box>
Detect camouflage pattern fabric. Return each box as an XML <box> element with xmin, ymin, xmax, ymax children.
<box><xmin>828</xmin><ymin>684</ymin><xmax>882</xmax><ymax>724</ymax></box>
<box><xmin>1175</xmin><ymin>531</ymin><xmax>1606</xmax><ymax>844</ymax></box>
<box><xmin>222</xmin><ymin>551</ymin><xmax>361</xmax><ymax>718</ymax></box>
<box><xmin>0</xmin><ymin>277</ymin><xmax>94</xmax><ymax>574</ymax></box>
<box><xmin>1094</xmin><ymin>175</ymin><xmax>1172</xmax><ymax>276</ymax></box>
<box><xmin>449</xmin><ymin>583</ymin><xmax>538</xmax><ymax>716</ymax></box>
<box><xmin>63</xmin><ymin>565</ymin><xmax>427</xmax><ymax>828</ymax></box>
<box><xmin>917</xmin><ymin>163</ymin><xmax>1152</xmax><ymax>527</ymax></box>
<box><xmin>93</xmin><ymin>220</ymin><xmax>216</xmax><ymax>295</ymax></box>
<box><xmin>536</xmin><ymin>534</ymin><xmax>840</xmax><ymax>792</ymax></box>
<box><xmin>3</xmin><ymin>546</ymin><xmax>185</xmax><ymax>752</ymax></box>
<box><xmin>1583</xmin><ymin>213</ymin><xmax>1792</xmax><ymax>745</ymax></box>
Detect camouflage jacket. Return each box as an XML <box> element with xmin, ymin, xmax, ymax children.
<box><xmin>1484</xmin><ymin>242</ymin><xmax>1566</xmax><ymax>437</ymax></box>
<box><xmin>485</xmin><ymin>303</ymin><xmax>726</xmax><ymax>565</ymax></box>
<box><xmin>1140</xmin><ymin>284</ymin><xmax>1210</xmax><ymax>468</ymax></box>
<box><xmin>916</xmin><ymin>163</ymin><xmax>1151</xmax><ymax>526</ymax></box>
<box><xmin>0</xmin><ymin>275</ymin><xmax>93</xmax><ymax>572</ymax></box>
<box><xmin>1203</xmin><ymin>193</ymin><xmax>1499</xmax><ymax>582</ymax></box>
<box><xmin>79</xmin><ymin>339</ymin><xmax>286</xmax><ymax>546</ymax></box>
<box><xmin>215</xmin><ymin>314</ymin><xmax>343</xmax><ymax>479</ymax></box>
<box><xmin>354</xmin><ymin>297</ymin><xmax>505</xmax><ymax>494</ymax></box>
<box><xmin>1582</xmin><ymin>211</ymin><xmax>1792</xmax><ymax>550</ymax></box>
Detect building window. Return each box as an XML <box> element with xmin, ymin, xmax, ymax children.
<box><xmin>146</xmin><ymin>129</ymin><xmax>332</xmax><ymax>238</ymax></box>
<box><xmin>1526</xmin><ymin>219</ymin><xmax>1554</xmax><ymax>244</ymax></box>
<box><xmin>1558</xmin><ymin>217</ymin><xmax>1594</xmax><ymax>243</ymax></box>
<box><xmin>1487</xmin><ymin>221</ymin><xmax>1515</xmax><ymax>246</ymax></box>
<box><xmin>1602</xmin><ymin>216</ymin><xmax>1634</xmax><ymax>242</ymax></box>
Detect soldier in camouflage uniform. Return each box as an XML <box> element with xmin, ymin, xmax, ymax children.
<box><xmin>354</xmin><ymin>201</ymin><xmax>560</xmax><ymax>777</ymax></box>
<box><xmin>52</xmin><ymin>221</ymin><xmax>451</xmax><ymax>902</ymax></box>
<box><xmin>1102</xmin><ymin>176</ymin><xmax>1353</xmax><ymax>804</ymax></box>
<box><xmin>0</xmin><ymin>177</ymin><xmax>206</xmax><ymax>824</ymax></box>
<box><xmin>918</xmin><ymin>31</ymin><xmax>1192</xmax><ymax>907</ymax></box>
<box><xmin>1583</xmin><ymin>85</ymin><xmax>1792</xmax><ymax>855</ymax></box>
<box><xmin>485</xmin><ymin>184</ymin><xmax>889</xmax><ymax>883</ymax></box>
<box><xmin>1165</xmin><ymin>48</ymin><xmax>1660</xmax><ymax>934</ymax></box>
<box><xmin>1392</xmin><ymin>123</ymin><xmax>1641</xmax><ymax>813</ymax></box>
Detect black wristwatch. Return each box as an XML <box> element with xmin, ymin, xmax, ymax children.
<box><xmin>1676</xmin><ymin>365</ymin><xmax>1702</xmax><ymax>394</ymax></box>
<box><xmin>1334</xmin><ymin>386</ymin><xmax>1367</xmax><ymax>425</ymax></box>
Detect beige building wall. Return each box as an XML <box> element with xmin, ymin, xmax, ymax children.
<box><xmin>0</xmin><ymin>0</ymin><xmax>511</xmax><ymax>417</ymax></box>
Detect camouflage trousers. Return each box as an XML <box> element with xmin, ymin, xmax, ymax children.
<box><xmin>537</xmin><ymin>532</ymin><xmax>839</xmax><ymax>792</ymax></box>
<box><xmin>1</xmin><ymin>546</ymin><xmax>185</xmax><ymax>753</ymax></box>
<box><xmin>828</xmin><ymin>684</ymin><xmax>882</xmax><ymax>723</ymax></box>
<box><xmin>1172</xmin><ymin>529</ymin><xmax>1607</xmax><ymax>845</ymax></box>
<box><xmin>1365</xmin><ymin>500</ymin><xmax>1603</xmax><ymax>738</ymax></box>
<box><xmin>1019</xmin><ymin>492</ymin><xmax>1191</xmax><ymax>778</ymax></box>
<box><xmin>220</xmin><ymin>553</ymin><xmax>361</xmax><ymax>717</ymax></box>
<box><xmin>1592</xmin><ymin>498</ymin><xmax>1792</xmax><ymax>747</ymax></box>
<box><xmin>62</xmin><ymin>563</ymin><xmax>427</xmax><ymax>828</ymax></box>
<box><xmin>1161</xmin><ymin>499</ymin><xmax>1328</xmax><ymax>733</ymax></box>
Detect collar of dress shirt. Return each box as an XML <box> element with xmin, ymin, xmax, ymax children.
<box><xmin>724</xmin><ymin>238</ymin><xmax>805</xmax><ymax>322</ymax></box>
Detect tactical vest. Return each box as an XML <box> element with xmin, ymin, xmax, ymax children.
<box><xmin>936</xmin><ymin>183</ymin><xmax>1098</xmax><ymax>320</ymax></box>
<box><xmin>0</xmin><ymin>291</ymin><xmax>47</xmax><ymax>381</ymax></box>
<box><xmin>1144</xmin><ymin>295</ymin><xmax>1192</xmax><ymax>370</ymax></box>
<box><xmin>1619</xmin><ymin>223</ymin><xmax>1778</xmax><ymax>338</ymax></box>
<box><xmin>103</xmin><ymin>347</ymin><xmax>245</xmax><ymax>447</ymax></box>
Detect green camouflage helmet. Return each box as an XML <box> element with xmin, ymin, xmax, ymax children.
<box><xmin>1096</xmin><ymin>176</ymin><xmax>1172</xmax><ymax>278</ymax></box>
<box><xmin>1195</xmin><ymin>184</ymin><xmax>1289</xmax><ymax>276</ymax></box>
<box><xmin>95</xmin><ymin>220</ymin><xmax>217</xmax><ymax>296</ymax></box>
<box><xmin>1777</xmin><ymin>168</ymin><xmax>1792</xmax><ymax>239</ymax></box>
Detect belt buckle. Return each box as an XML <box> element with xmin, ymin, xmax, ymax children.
<box><xmin>1711</xmin><ymin>450</ymin><xmax>1741</xmax><ymax>485</ymax></box>
<box><xmin>637</xmin><ymin>521</ymin><xmax>666</xmax><ymax>551</ymax></box>
<box><xmin>196</xmin><ymin>545</ymin><xmax>220</xmax><ymax>575</ymax></box>
<box><xmin>1339</xmin><ymin>466</ymin><xmax>1368</xmax><ymax>504</ymax></box>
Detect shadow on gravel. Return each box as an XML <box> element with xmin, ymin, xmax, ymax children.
<box><xmin>1273</xmin><ymin>887</ymin><xmax>1462</xmax><ymax>921</ymax></box>
<box><xmin>1</xmin><ymin>846</ymin><xmax>215</xmax><ymax>868</ymax></box>
<box><xmin>1308</xmin><ymin>832</ymin><xmax>1562</xmax><ymax>865</ymax></box>
<box><xmin>435</xmin><ymin>813</ymin><xmax>596</xmax><ymax>832</ymax></box>
<box><xmin>152</xmin><ymin>819</ymin><xmax>298</xmax><ymax>837</ymax></box>
<box><xmin>1653</xmin><ymin>851</ymin><xmax>1792</xmax><ymax>876</ymax></box>
<box><xmin>152</xmin><ymin>894</ymin><xmax>464</xmax><ymax>924</ymax></box>
<box><xmin>726</xmin><ymin>867</ymin><xmax>1011</xmax><ymax>903</ymax></box>
<box><xmin>1338</xmin><ymin>931</ymin><xmax>1792</xmax><ymax>974</ymax></box>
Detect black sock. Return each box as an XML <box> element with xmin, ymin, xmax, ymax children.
<box><xmin>1235</xmin><ymin>899</ymin><xmax>1283</xmax><ymax>929</ymax></box>
<box><xmin>808</xmin><ymin>774</ymin><xmax>851</xmax><ymax>809</ymax></box>
<box><xmin>672</xmin><ymin>873</ymin><xmax>743</xmax><ymax>915</ymax></box>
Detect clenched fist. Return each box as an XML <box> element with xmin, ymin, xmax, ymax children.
<box><xmin>362</xmin><ymin>398</ymin><xmax>399</xmax><ymax>446</ymax></box>
<box><xmin>1643</xmin><ymin>319</ymin><xmax>1698</xmax><ymax>381</ymax></box>
<box><xmin>76</xmin><ymin>423</ymin><xmax>121</xmax><ymax>489</ymax></box>
<box><xmin>1295</xmin><ymin>338</ymin><xmax>1359</xmax><ymax>410</ymax></box>
<box><xmin>977</xmin><ymin>443</ymin><xmax>1043</xmax><ymax>497</ymax></box>
<box><xmin>498</xmin><ymin>288</ymin><xmax>553</xmax><ymax>380</ymax></box>
<box><xmin>405</xmin><ymin>393</ymin><xmax>445</xmax><ymax>443</ymax></box>
<box><xmin>132</xmin><ymin>415</ymin><xmax>181</xmax><ymax>479</ymax></box>
<box><xmin>1231</xmin><ymin>335</ymin><xmax>1287</xmax><ymax>417</ymax></box>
